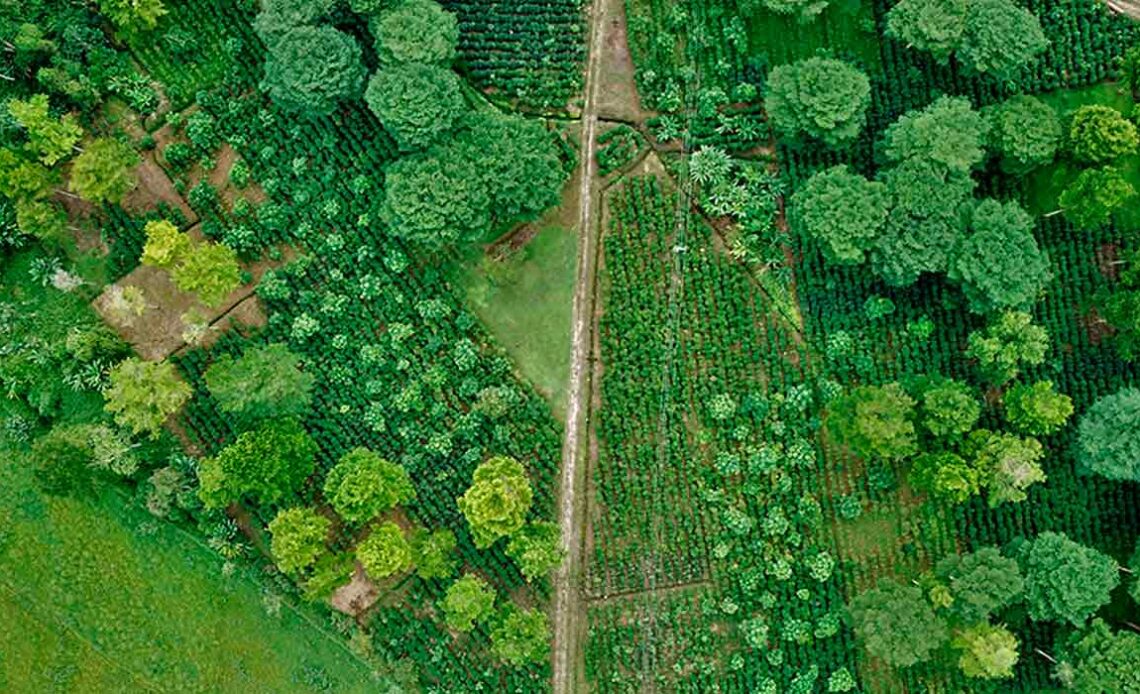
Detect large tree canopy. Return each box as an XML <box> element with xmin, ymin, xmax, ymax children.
<box><xmin>365</xmin><ymin>62</ymin><xmax>465</xmax><ymax>152</ymax></box>
<box><xmin>372</xmin><ymin>0</ymin><xmax>458</xmax><ymax>66</ymax></box>
<box><xmin>881</xmin><ymin>96</ymin><xmax>989</xmax><ymax>173</ymax></box>
<box><xmin>1018</xmin><ymin>531</ymin><xmax>1119</xmax><ymax>626</ymax></box>
<box><xmin>357</xmin><ymin>521</ymin><xmax>413</xmax><ymax>579</ymax></box>
<box><xmin>871</xmin><ymin>158</ymin><xmax>975</xmax><ymax>286</ymax></box>
<box><xmin>204</xmin><ymin>343</ymin><xmax>314</xmax><ymax>424</ymax></box>
<box><xmin>763</xmin><ymin>57</ymin><xmax>871</xmax><ymax>147</ymax></box>
<box><xmin>268</xmin><ymin>506</ymin><xmax>330</xmax><ymax>576</ymax></box>
<box><xmin>886</xmin><ymin>0</ymin><xmax>969</xmax><ymax>63</ymax></box>
<box><xmin>457</xmin><ymin>456</ymin><xmax>534</xmax><ymax>548</ymax></box>
<box><xmin>440</xmin><ymin>574</ymin><xmax>496</xmax><ymax>632</ymax></box>
<box><xmin>848</xmin><ymin>579</ymin><xmax>948</xmax><ymax>667</ymax></box>
<box><xmin>261</xmin><ymin>26</ymin><xmax>365</xmax><ymax>116</ymax></box>
<box><xmin>197</xmin><ymin>418</ymin><xmax>318</xmax><ymax>508</ymax></box>
<box><xmin>791</xmin><ymin>165</ymin><xmax>889</xmax><ymax>265</ymax></box>
<box><xmin>380</xmin><ymin>152</ymin><xmax>490</xmax><ymax>246</ymax></box>
<box><xmin>966</xmin><ymin>429</ymin><xmax>1046</xmax><ymax>507</ymax></box>
<box><xmin>983</xmin><ymin>94</ymin><xmax>1060</xmax><ymax>173</ymax></box>
<box><xmin>1061</xmin><ymin>619</ymin><xmax>1140</xmax><ymax>693</ymax></box>
<box><xmin>948</xmin><ymin>198</ymin><xmax>1051</xmax><ymax>313</ymax></box>
<box><xmin>103</xmin><ymin>358</ymin><xmax>191</xmax><ymax>439</ymax></box>
<box><xmin>323</xmin><ymin>447</ymin><xmax>415</xmax><ymax>525</ymax></box>
<box><xmin>916</xmin><ymin>377</ymin><xmax>981</xmax><ymax>439</ymax></box>
<box><xmin>966</xmin><ymin>310</ymin><xmax>1049</xmax><ymax>384</ymax></box>
<box><xmin>825</xmin><ymin>383</ymin><xmax>917</xmax><ymax>461</ymax></box>
<box><xmin>1077</xmin><ymin>387</ymin><xmax>1140</xmax><ymax>482</ymax></box>
<box><xmin>1060</xmin><ymin>166</ymin><xmax>1136</xmax><ymax>230</ymax></box>
<box><xmin>70</xmin><ymin>137</ymin><xmax>139</xmax><ymax>205</ymax></box>
<box><xmin>1004</xmin><ymin>380</ymin><xmax>1073</xmax><ymax>436</ymax></box>
<box><xmin>934</xmin><ymin>546</ymin><xmax>1024</xmax><ymax>624</ymax></box>
<box><xmin>958</xmin><ymin>0</ymin><xmax>1047</xmax><ymax>79</ymax></box>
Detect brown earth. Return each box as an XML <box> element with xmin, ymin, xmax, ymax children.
<box><xmin>330</xmin><ymin>564</ymin><xmax>381</xmax><ymax>617</ymax></box>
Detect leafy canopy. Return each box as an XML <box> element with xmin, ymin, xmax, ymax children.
<box><xmin>103</xmin><ymin>358</ymin><xmax>191</xmax><ymax>439</ymax></box>
<box><xmin>197</xmin><ymin>418</ymin><xmax>318</xmax><ymax>508</ymax></box>
<box><xmin>966</xmin><ymin>429</ymin><xmax>1046</xmax><ymax>507</ymax></box>
<box><xmin>953</xmin><ymin>623</ymin><xmax>1019</xmax><ymax>680</ymax></box>
<box><xmin>764</xmin><ymin>57</ymin><xmax>872</xmax><ymax>147</ymax></box>
<box><xmin>1069</xmin><ymin>105</ymin><xmax>1139</xmax><ymax>165</ymax></box>
<box><xmin>8</xmin><ymin>94</ymin><xmax>82</xmax><ymax>166</ymax></box>
<box><xmin>458</xmin><ymin>456</ymin><xmax>534</xmax><ymax>548</ymax></box>
<box><xmin>882</xmin><ymin>96</ymin><xmax>989</xmax><ymax>173</ymax></box>
<box><xmin>825</xmin><ymin>383</ymin><xmax>917</xmax><ymax>461</ymax></box>
<box><xmin>958</xmin><ymin>0</ymin><xmax>1047</xmax><ymax>79</ymax></box>
<box><xmin>917</xmin><ymin>377</ymin><xmax>981</xmax><ymax>439</ymax></box>
<box><xmin>440</xmin><ymin>574</ymin><xmax>495</xmax><ymax>632</ymax></box>
<box><xmin>268</xmin><ymin>506</ymin><xmax>330</xmax><ymax>575</ymax></box>
<box><xmin>948</xmin><ymin>198</ymin><xmax>1051</xmax><ymax>313</ymax></box>
<box><xmin>934</xmin><ymin>546</ymin><xmax>1024</xmax><ymax>624</ymax></box>
<box><xmin>372</xmin><ymin>0</ymin><xmax>458</xmax><ymax>66</ymax></box>
<box><xmin>260</xmin><ymin>26</ymin><xmax>365</xmax><ymax>116</ymax></box>
<box><xmin>965</xmin><ymin>310</ymin><xmax>1049</xmax><ymax>384</ymax></box>
<box><xmin>365</xmin><ymin>62</ymin><xmax>465</xmax><ymax>152</ymax></box>
<box><xmin>848</xmin><ymin>579</ymin><xmax>948</xmax><ymax>667</ymax></box>
<box><xmin>323</xmin><ymin>447</ymin><xmax>415</xmax><ymax>525</ymax></box>
<box><xmin>410</xmin><ymin>528</ymin><xmax>457</xmax><ymax>580</ymax></box>
<box><xmin>886</xmin><ymin>0</ymin><xmax>969</xmax><ymax>63</ymax></box>
<box><xmin>983</xmin><ymin>94</ymin><xmax>1060</xmax><ymax>173</ymax></box>
<box><xmin>1061</xmin><ymin>619</ymin><xmax>1140</xmax><ymax>693</ymax></box>
<box><xmin>505</xmin><ymin>521</ymin><xmax>564</xmax><ymax>581</ymax></box>
<box><xmin>1060</xmin><ymin>166</ymin><xmax>1136</xmax><ymax>230</ymax></box>
<box><xmin>204</xmin><ymin>343</ymin><xmax>314</xmax><ymax>424</ymax></box>
<box><xmin>1003</xmin><ymin>380</ymin><xmax>1073</xmax><ymax>436</ymax></box>
<box><xmin>1018</xmin><ymin>531</ymin><xmax>1119</xmax><ymax>626</ymax></box>
<box><xmin>791</xmin><ymin>165</ymin><xmax>889</xmax><ymax>265</ymax></box>
<box><xmin>69</xmin><ymin>137</ymin><xmax>139</xmax><ymax>205</ymax></box>
<box><xmin>357</xmin><ymin>521</ymin><xmax>413</xmax><ymax>579</ymax></box>
<box><xmin>490</xmin><ymin>605</ymin><xmax>550</xmax><ymax>665</ymax></box>
<box><xmin>1077</xmin><ymin>387</ymin><xmax>1140</xmax><ymax>482</ymax></box>
<box><xmin>170</xmin><ymin>241</ymin><xmax>240</xmax><ymax>307</ymax></box>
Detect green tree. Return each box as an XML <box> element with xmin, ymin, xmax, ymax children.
<box><xmin>916</xmin><ymin>377</ymin><xmax>981</xmax><ymax>439</ymax></box>
<box><xmin>204</xmin><ymin>343</ymin><xmax>314</xmax><ymax>424</ymax></box>
<box><xmin>31</xmin><ymin>425</ymin><xmax>97</xmax><ymax>497</ymax></box>
<box><xmin>380</xmin><ymin>151</ymin><xmax>490</xmax><ymax>246</ymax></box>
<box><xmin>0</xmin><ymin>149</ymin><xmax>59</xmax><ymax>204</ymax></box>
<box><xmin>410</xmin><ymin>528</ymin><xmax>457</xmax><ymax>580</ymax></box>
<box><xmin>953</xmin><ymin>622</ymin><xmax>1019</xmax><ymax>679</ymax></box>
<box><xmin>268</xmin><ymin>506</ymin><xmax>330</xmax><ymax>575</ymax></box>
<box><xmin>457</xmin><ymin>455</ymin><xmax>534</xmax><ymax>548</ymax></box>
<box><xmin>372</xmin><ymin>0</ymin><xmax>458</xmax><ymax>66</ymax></box>
<box><xmin>1077</xmin><ymin>387</ymin><xmax>1140</xmax><ymax>482</ymax></box>
<box><xmin>825</xmin><ymin>383</ymin><xmax>917</xmax><ymax>461</ymax></box>
<box><xmin>69</xmin><ymin>138</ymin><xmax>139</xmax><ymax>205</ymax></box>
<box><xmin>364</xmin><ymin>62</ymin><xmax>465</xmax><ymax>152</ymax></box>
<box><xmin>958</xmin><ymin>0</ymin><xmax>1047</xmax><ymax>79</ymax></box>
<box><xmin>1003</xmin><ymin>380</ymin><xmax>1073</xmax><ymax>436</ymax></box>
<box><xmin>140</xmin><ymin>219</ymin><xmax>191</xmax><ymax>269</ymax></box>
<box><xmin>763</xmin><ymin>57</ymin><xmax>871</xmax><ymax>147</ymax></box>
<box><xmin>440</xmin><ymin>574</ymin><xmax>495</xmax><ymax>632</ymax></box>
<box><xmin>170</xmin><ymin>241</ymin><xmax>240</xmax><ymax>307</ymax></box>
<box><xmin>261</xmin><ymin>26</ymin><xmax>365</xmax><ymax>116</ymax></box>
<box><xmin>490</xmin><ymin>605</ymin><xmax>550</xmax><ymax>665</ymax></box>
<box><xmin>1059</xmin><ymin>166</ymin><xmax>1136</xmax><ymax>230</ymax></box>
<box><xmin>103</xmin><ymin>358</ymin><xmax>191</xmax><ymax>439</ymax></box>
<box><xmin>910</xmin><ymin>451</ymin><xmax>983</xmax><ymax>504</ymax></box>
<box><xmin>934</xmin><ymin>547</ymin><xmax>1024</xmax><ymax>624</ymax></box>
<box><xmin>791</xmin><ymin>165</ymin><xmax>889</xmax><ymax>265</ymax></box>
<box><xmin>1018</xmin><ymin>531</ymin><xmax>1119</xmax><ymax>626</ymax></box>
<box><xmin>965</xmin><ymin>310</ymin><xmax>1049</xmax><ymax>384</ymax></box>
<box><xmin>323</xmin><ymin>448</ymin><xmax>415</xmax><ymax>525</ymax></box>
<box><xmin>8</xmin><ymin>94</ymin><xmax>81</xmax><ymax>166</ymax></box>
<box><xmin>1060</xmin><ymin>619</ymin><xmax>1140</xmax><ymax>693</ymax></box>
<box><xmin>454</xmin><ymin>111</ymin><xmax>567</xmax><ymax>225</ymax></box>
<box><xmin>14</xmin><ymin>199</ymin><xmax>67</xmax><ymax>241</ymax></box>
<box><xmin>197</xmin><ymin>418</ymin><xmax>318</xmax><ymax>508</ymax></box>
<box><xmin>257</xmin><ymin>0</ymin><xmax>337</xmax><ymax>27</ymax></box>
<box><xmin>357</xmin><ymin>521</ymin><xmax>413</xmax><ymax>579</ymax></box>
<box><xmin>882</xmin><ymin>96</ymin><xmax>989</xmax><ymax>173</ymax></box>
<box><xmin>505</xmin><ymin>521</ymin><xmax>563</xmax><ymax>581</ymax></box>
<box><xmin>885</xmin><ymin>0</ymin><xmax>968</xmax><ymax>62</ymax></box>
<box><xmin>967</xmin><ymin>429</ymin><xmax>1046</xmax><ymax>507</ymax></box>
<box><xmin>949</xmin><ymin>198</ymin><xmax>1051</xmax><ymax>313</ymax></box>
<box><xmin>983</xmin><ymin>94</ymin><xmax>1060</xmax><ymax>173</ymax></box>
<box><xmin>1099</xmin><ymin>249</ymin><xmax>1140</xmax><ymax>360</ymax></box>
<box><xmin>848</xmin><ymin>579</ymin><xmax>949</xmax><ymax>667</ymax></box>
<box><xmin>1069</xmin><ymin>105</ymin><xmax>1139</xmax><ymax>165</ymax></box>
<box><xmin>97</xmin><ymin>0</ymin><xmax>167</xmax><ymax>37</ymax></box>
<box><xmin>755</xmin><ymin>0</ymin><xmax>829</xmax><ymax>24</ymax></box>
<box><xmin>871</xmin><ymin>157</ymin><xmax>975</xmax><ymax>286</ymax></box>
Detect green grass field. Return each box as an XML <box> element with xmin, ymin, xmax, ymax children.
<box><xmin>0</xmin><ymin>449</ymin><xmax>382</xmax><ymax>693</ymax></box>
<box><xmin>1026</xmin><ymin>82</ymin><xmax>1140</xmax><ymax>231</ymax></box>
<box><xmin>462</xmin><ymin>226</ymin><xmax>577</xmax><ymax>417</ymax></box>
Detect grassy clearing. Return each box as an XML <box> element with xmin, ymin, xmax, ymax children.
<box><xmin>1026</xmin><ymin>82</ymin><xmax>1140</xmax><ymax>231</ymax></box>
<box><xmin>462</xmin><ymin>225</ymin><xmax>578</xmax><ymax>418</ymax></box>
<box><xmin>0</xmin><ymin>449</ymin><xmax>380</xmax><ymax>694</ymax></box>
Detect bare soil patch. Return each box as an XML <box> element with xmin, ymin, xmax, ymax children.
<box><xmin>595</xmin><ymin>0</ymin><xmax>652</xmax><ymax>122</ymax></box>
<box><xmin>120</xmin><ymin>153</ymin><xmax>198</xmax><ymax>224</ymax></box>
<box><xmin>330</xmin><ymin>564</ymin><xmax>381</xmax><ymax>617</ymax></box>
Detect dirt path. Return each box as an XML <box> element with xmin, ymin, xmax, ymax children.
<box><xmin>550</xmin><ymin>0</ymin><xmax>609</xmax><ymax>689</ymax></box>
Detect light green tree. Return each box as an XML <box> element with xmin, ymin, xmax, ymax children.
<box><xmin>953</xmin><ymin>623</ymin><xmax>1019</xmax><ymax>679</ymax></box>
<box><xmin>103</xmin><ymin>358</ymin><xmax>191</xmax><ymax>439</ymax></box>
<box><xmin>457</xmin><ymin>456</ymin><xmax>533</xmax><ymax>548</ymax></box>
<box><xmin>69</xmin><ymin>138</ymin><xmax>139</xmax><ymax>205</ymax></box>
<box><xmin>965</xmin><ymin>311</ymin><xmax>1049</xmax><ymax>384</ymax></box>
<box><xmin>490</xmin><ymin>605</ymin><xmax>550</xmax><ymax>665</ymax></box>
<box><xmin>324</xmin><ymin>448</ymin><xmax>415</xmax><ymax>525</ymax></box>
<box><xmin>506</xmin><ymin>521</ymin><xmax>564</xmax><ymax>581</ymax></box>
<box><xmin>825</xmin><ymin>383</ymin><xmax>917</xmax><ymax>461</ymax></box>
<box><xmin>8</xmin><ymin>94</ymin><xmax>82</xmax><ymax>166</ymax></box>
<box><xmin>372</xmin><ymin>0</ymin><xmax>458</xmax><ymax>66</ymax></box>
<box><xmin>268</xmin><ymin>506</ymin><xmax>330</xmax><ymax>575</ymax></box>
<box><xmin>410</xmin><ymin>528</ymin><xmax>457</xmax><ymax>580</ymax></box>
<box><xmin>357</xmin><ymin>521</ymin><xmax>413</xmax><ymax>579</ymax></box>
<box><xmin>204</xmin><ymin>343</ymin><xmax>314</xmax><ymax>423</ymax></box>
<box><xmin>1004</xmin><ymin>380</ymin><xmax>1073</xmax><ymax>436</ymax></box>
<box><xmin>170</xmin><ymin>241</ymin><xmax>240</xmax><ymax>307</ymax></box>
<box><xmin>440</xmin><ymin>574</ymin><xmax>496</xmax><ymax>632</ymax></box>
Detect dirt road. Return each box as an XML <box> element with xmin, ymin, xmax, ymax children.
<box><xmin>550</xmin><ymin>0</ymin><xmax>607</xmax><ymax>689</ymax></box>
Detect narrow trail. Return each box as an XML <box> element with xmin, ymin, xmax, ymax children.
<box><xmin>550</xmin><ymin>0</ymin><xmax>608</xmax><ymax>689</ymax></box>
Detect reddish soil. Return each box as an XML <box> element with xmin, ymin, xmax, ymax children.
<box><xmin>1096</xmin><ymin>242</ymin><xmax>1122</xmax><ymax>281</ymax></box>
<box><xmin>1083</xmin><ymin>307</ymin><xmax>1116</xmax><ymax>346</ymax></box>
<box><xmin>120</xmin><ymin>153</ymin><xmax>198</xmax><ymax>224</ymax></box>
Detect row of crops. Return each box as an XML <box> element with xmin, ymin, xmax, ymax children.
<box><xmin>586</xmin><ymin>175</ymin><xmax>862</xmax><ymax>692</ymax></box>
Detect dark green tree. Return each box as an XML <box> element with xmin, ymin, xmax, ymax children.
<box><xmin>825</xmin><ymin>383</ymin><xmax>917</xmax><ymax>461</ymax></box>
<box><xmin>1059</xmin><ymin>619</ymin><xmax>1140</xmax><ymax>693</ymax></box>
<box><xmin>882</xmin><ymin>96</ymin><xmax>989</xmax><ymax>173</ymax></box>
<box><xmin>410</xmin><ymin>528</ymin><xmax>457</xmax><ymax>580</ymax></box>
<box><xmin>197</xmin><ymin>418</ymin><xmax>318</xmax><ymax>508</ymax></box>
<box><xmin>958</xmin><ymin>0</ymin><xmax>1047</xmax><ymax>79</ymax></box>
<box><xmin>380</xmin><ymin>151</ymin><xmax>490</xmax><ymax>246</ymax></box>
<box><xmin>364</xmin><ymin>62</ymin><xmax>465</xmax><ymax>152</ymax></box>
<box><xmin>763</xmin><ymin>57</ymin><xmax>872</xmax><ymax>147</ymax></box>
<box><xmin>790</xmin><ymin>165</ymin><xmax>889</xmax><ymax>265</ymax></box>
<box><xmin>934</xmin><ymin>546</ymin><xmax>1024</xmax><ymax>624</ymax></box>
<box><xmin>261</xmin><ymin>26</ymin><xmax>365</xmax><ymax>116</ymax></box>
<box><xmin>372</xmin><ymin>0</ymin><xmax>458</xmax><ymax>66</ymax></box>
<box><xmin>490</xmin><ymin>605</ymin><xmax>550</xmax><ymax>665</ymax></box>
<box><xmin>885</xmin><ymin>0</ymin><xmax>968</xmax><ymax>63</ymax></box>
<box><xmin>848</xmin><ymin>579</ymin><xmax>949</xmax><ymax>667</ymax></box>
<box><xmin>1018</xmin><ymin>531</ymin><xmax>1119</xmax><ymax>626</ymax></box>
<box><xmin>983</xmin><ymin>94</ymin><xmax>1060</xmax><ymax>173</ymax></box>
<box><xmin>949</xmin><ymin>198</ymin><xmax>1051</xmax><ymax>313</ymax></box>
<box><xmin>204</xmin><ymin>343</ymin><xmax>314</xmax><ymax>424</ymax></box>
<box><xmin>1077</xmin><ymin>387</ymin><xmax>1140</xmax><ymax>482</ymax></box>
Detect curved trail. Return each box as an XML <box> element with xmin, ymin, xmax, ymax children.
<box><xmin>551</xmin><ymin>0</ymin><xmax>607</xmax><ymax>689</ymax></box>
